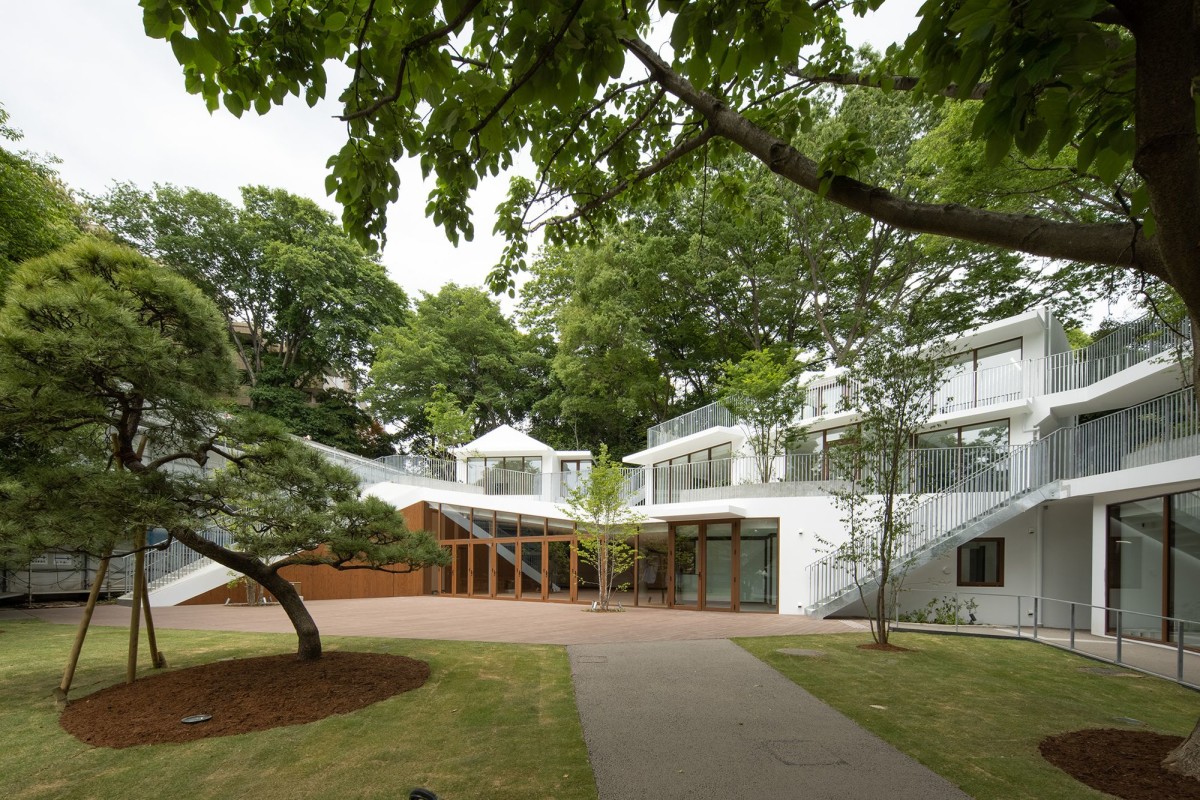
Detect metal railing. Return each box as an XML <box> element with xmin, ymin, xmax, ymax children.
<box><xmin>376</xmin><ymin>454</ymin><xmax>458</xmax><ymax>482</ymax></box>
<box><xmin>894</xmin><ymin>589</ymin><xmax>1200</xmax><ymax>687</ymax></box>
<box><xmin>652</xmin><ymin>312</ymin><xmax>1190</xmax><ymax>439</ymax></box>
<box><xmin>649</xmin><ymin>446</ymin><xmax>1012</xmax><ymax>504</ymax></box>
<box><xmin>300</xmin><ymin>439</ymin><xmax>440</xmax><ymax>487</ymax></box>
<box><xmin>119</xmin><ymin>526</ymin><xmax>235</xmax><ymax>595</ymax></box>
<box><xmin>806</xmin><ymin>387</ymin><xmax>1200</xmax><ymax>609</ymax></box>
<box><xmin>471</xmin><ymin>467</ymin><xmax>544</xmax><ymax>496</ymax></box>
<box><xmin>646</xmin><ymin>401</ymin><xmax>735</xmax><ymax>448</ymax></box>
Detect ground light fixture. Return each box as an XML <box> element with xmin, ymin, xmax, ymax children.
<box><xmin>181</xmin><ymin>714</ymin><xmax>212</xmax><ymax>724</ymax></box>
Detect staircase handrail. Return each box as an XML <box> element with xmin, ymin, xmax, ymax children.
<box><xmin>805</xmin><ymin>385</ymin><xmax>1199</xmax><ymax>609</ymax></box>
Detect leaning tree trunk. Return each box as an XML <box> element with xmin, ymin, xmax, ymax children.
<box><xmin>172</xmin><ymin>529</ymin><xmax>323</xmax><ymax>661</ymax></box>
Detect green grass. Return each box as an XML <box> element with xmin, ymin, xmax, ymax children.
<box><xmin>736</xmin><ymin>632</ymin><xmax>1200</xmax><ymax>800</ymax></box>
<box><xmin>0</xmin><ymin>620</ymin><xmax>595</xmax><ymax>800</ymax></box>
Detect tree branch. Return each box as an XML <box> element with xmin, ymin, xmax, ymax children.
<box><xmin>786</xmin><ymin>68</ymin><xmax>990</xmax><ymax>99</ymax></box>
<box><xmin>341</xmin><ymin>0</ymin><xmax>484</xmax><ymax>122</ymax></box>
<box><xmin>534</xmin><ymin>126</ymin><xmax>716</xmax><ymax>232</ymax></box>
<box><xmin>468</xmin><ymin>0</ymin><xmax>587</xmax><ymax>138</ymax></box>
<box><xmin>621</xmin><ymin>35</ymin><xmax>1167</xmax><ymax>281</ymax></box>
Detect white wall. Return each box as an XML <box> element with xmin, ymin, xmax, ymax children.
<box><xmin>899</xmin><ymin>509</ymin><xmax>1039</xmax><ymax>625</ymax></box>
<box><xmin>1039</xmin><ymin>500</ymin><xmax>1093</xmax><ymax>627</ymax></box>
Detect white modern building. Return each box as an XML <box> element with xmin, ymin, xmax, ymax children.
<box><xmin>49</xmin><ymin>308</ymin><xmax>1195</xmax><ymax>650</ymax></box>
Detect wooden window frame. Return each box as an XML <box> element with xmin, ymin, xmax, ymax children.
<box><xmin>957</xmin><ymin>537</ymin><xmax>1005</xmax><ymax>587</ymax></box>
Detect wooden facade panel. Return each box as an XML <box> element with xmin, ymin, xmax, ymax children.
<box><xmin>181</xmin><ymin>501</ymin><xmax>434</xmax><ymax>605</ymax></box>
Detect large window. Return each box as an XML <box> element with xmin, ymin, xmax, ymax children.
<box><xmin>913</xmin><ymin>420</ymin><xmax>1010</xmax><ymax>491</ymax></box>
<box><xmin>937</xmin><ymin>338</ymin><xmax>1023</xmax><ymax>411</ymax></box>
<box><xmin>427</xmin><ymin>502</ymin><xmax>778</xmax><ymax>613</ymax></box>
<box><xmin>957</xmin><ymin>538</ymin><xmax>1004</xmax><ymax>586</ymax></box>
<box><xmin>787</xmin><ymin>424</ymin><xmax>857</xmax><ymax>480</ymax></box>
<box><xmin>1107</xmin><ymin>491</ymin><xmax>1200</xmax><ymax>646</ymax></box>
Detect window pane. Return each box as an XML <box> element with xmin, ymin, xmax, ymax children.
<box><xmin>975</xmin><ymin>339</ymin><xmax>1022</xmax><ymax>371</ymax></box>
<box><xmin>1171</xmin><ymin>492</ymin><xmax>1200</xmax><ymax>646</ymax></box>
<box><xmin>958</xmin><ymin>539</ymin><xmax>1003</xmax><ymax>586</ymax></box>
<box><xmin>916</xmin><ymin>430</ymin><xmax>958</xmax><ymax>449</ymax></box>
<box><xmin>520</xmin><ymin>515</ymin><xmax>545</xmax><ymax>537</ymax></box>
<box><xmin>472</xmin><ymin>509</ymin><xmax>495</xmax><ymax>540</ymax></box>
<box><xmin>496</xmin><ymin>542</ymin><xmax>517</xmax><ymax>596</ymax></box>
<box><xmin>739</xmin><ymin>519</ymin><xmax>778</xmax><ymax>612</ymax></box>
<box><xmin>495</xmin><ymin>510</ymin><xmax>519</xmax><ymax>539</ymax></box>
<box><xmin>1107</xmin><ymin>499</ymin><xmax>1165</xmax><ymax>638</ymax></box>
<box><xmin>442</xmin><ymin>505</ymin><xmax>472</xmax><ymax>540</ymax></box>
<box><xmin>673</xmin><ymin>525</ymin><xmax>700</xmax><ymax>607</ymax></box>
<box><xmin>961</xmin><ymin>421</ymin><xmax>1009</xmax><ymax>449</ymax></box>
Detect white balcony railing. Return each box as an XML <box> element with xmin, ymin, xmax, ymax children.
<box><xmin>648</xmin><ymin>312</ymin><xmax>1191</xmax><ymax>445</ymax></box>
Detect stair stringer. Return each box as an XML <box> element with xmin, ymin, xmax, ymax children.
<box><xmin>805</xmin><ymin>482</ymin><xmax>1063</xmax><ymax>618</ymax></box>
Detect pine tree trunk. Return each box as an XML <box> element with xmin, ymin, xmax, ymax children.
<box><xmin>173</xmin><ymin>529</ymin><xmax>323</xmax><ymax>660</ymax></box>
<box><xmin>1163</xmin><ymin>717</ymin><xmax>1200</xmax><ymax>779</ymax></box>
<box><xmin>256</xmin><ymin>569</ymin><xmax>322</xmax><ymax>661</ymax></box>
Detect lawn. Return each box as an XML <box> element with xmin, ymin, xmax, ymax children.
<box><xmin>0</xmin><ymin>619</ymin><xmax>596</xmax><ymax>800</ymax></box>
<box><xmin>737</xmin><ymin>631</ymin><xmax>1200</xmax><ymax>800</ymax></box>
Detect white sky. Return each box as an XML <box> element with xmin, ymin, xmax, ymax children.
<box><xmin>0</xmin><ymin>2</ymin><xmax>921</xmax><ymax>307</ymax></box>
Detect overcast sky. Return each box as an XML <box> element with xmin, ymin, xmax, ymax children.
<box><xmin>0</xmin><ymin>2</ymin><xmax>922</xmax><ymax>306</ymax></box>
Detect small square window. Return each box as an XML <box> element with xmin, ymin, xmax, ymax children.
<box><xmin>957</xmin><ymin>538</ymin><xmax>1004</xmax><ymax>587</ymax></box>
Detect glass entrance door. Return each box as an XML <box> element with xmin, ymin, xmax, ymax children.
<box><xmin>672</xmin><ymin>525</ymin><xmax>700</xmax><ymax>608</ymax></box>
<box><xmin>704</xmin><ymin>522</ymin><xmax>734</xmax><ymax>610</ymax></box>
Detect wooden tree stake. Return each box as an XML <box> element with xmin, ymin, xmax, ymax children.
<box><xmin>54</xmin><ymin>551</ymin><xmax>111</xmax><ymax>706</ymax></box>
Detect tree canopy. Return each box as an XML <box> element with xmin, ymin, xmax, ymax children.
<box><xmin>141</xmin><ymin>0</ymin><xmax>1198</xmax><ymax>377</ymax></box>
<box><xmin>0</xmin><ymin>105</ymin><xmax>82</xmax><ymax>285</ymax></box>
<box><xmin>0</xmin><ymin>238</ymin><xmax>443</xmax><ymax>661</ymax></box>
<box><xmin>365</xmin><ymin>283</ymin><xmax>547</xmax><ymax>450</ymax></box>
<box><xmin>89</xmin><ymin>182</ymin><xmax>410</xmax><ymax>391</ymax></box>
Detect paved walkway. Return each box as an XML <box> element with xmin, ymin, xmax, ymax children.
<box><xmin>16</xmin><ymin>595</ymin><xmax>856</xmax><ymax>644</ymax></box>
<box><xmin>570</xmin><ymin>639</ymin><xmax>970</xmax><ymax>800</ymax></box>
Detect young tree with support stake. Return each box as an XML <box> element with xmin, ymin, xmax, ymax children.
<box><xmin>822</xmin><ymin>325</ymin><xmax>949</xmax><ymax>647</ymax></box>
<box><xmin>0</xmin><ymin>239</ymin><xmax>445</xmax><ymax>691</ymax></box>
<box><xmin>561</xmin><ymin>444</ymin><xmax>644</xmax><ymax>611</ymax></box>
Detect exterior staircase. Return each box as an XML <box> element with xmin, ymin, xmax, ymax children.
<box><xmin>804</xmin><ymin>386</ymin><xmax>1200</xmax><ymax>617</ymax></box>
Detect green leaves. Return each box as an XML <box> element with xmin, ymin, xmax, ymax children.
<box><xmin>816</xmin><ymin>129</ymin><xmax>877</xmax><ymax>197</ymax></box>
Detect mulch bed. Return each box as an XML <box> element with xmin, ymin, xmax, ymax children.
<box><xmin>857</xmin><ymin>642</ymin><xmax>912</xmax><ymax>652</ymax></box>
<box><xmin>1040</xmin><ymin>728</ymin><xmax>1200</xmax><ymax>800</ymax></box>
<box><xmin>60</xmin><ymin>651</ymin><xmax>429</xmax><ymax>748</ymax></box>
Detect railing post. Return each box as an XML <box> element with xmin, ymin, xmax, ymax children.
<box><xmin>1016</xmin><ymin>595</ymin><xmax>1021</xmax><ymax>637</ymax></box>
<box><xmin>1033</xmin><ymin>597</ymin><xmax>1039</xmax><ymax>639</ymax></box>
<box><xmin>954</xmin><ymin>593</ymin><xmax>959</xmax><ymax>633</ymax></box>
<box><xmin>1069</xmin><ymin>602</ymin><xmax>1075</xmax><ymax>649</ymax></box>
<box><xmin>1116</xmin><ymin>611</ymin><xmax>1123</xmax><ymax>665</ymax></box>
<box><xmin>1179</xmin><ymin>620</ymin><xmax>1186</xmax><ymax>683</ymax></box>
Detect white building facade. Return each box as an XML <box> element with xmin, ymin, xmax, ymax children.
<box><xmin>85</xmin><ymin>308</ymin><xmax>1198</xmax><ymax>649</ymax></box>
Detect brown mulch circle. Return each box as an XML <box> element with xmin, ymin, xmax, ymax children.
<box><xmin>857</xmin><ymin>642</ymin><xmax>912</xmax><ymax>652</ymax></box>
<box><xmin>60</xmin><ymin>651</ymin><xmax>430</xmax><ymax>749</ymax></box>
<box><xmin>1040</xmin><ymin>728</ymin><xmax>1200</xmax><ymax>800</ymax></box>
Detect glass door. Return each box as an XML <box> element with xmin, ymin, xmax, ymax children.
<box><xmin>546</xmin><ymin>538</ymin><xmax>574</xmax><ymax>602</ymax></box>
<box><xmin>671</xmin><ymin>525</ymin><xmax>700</xmax><ymax>608</ymax></box>
<box><xmin>453</xmin><ymin>543</ymin><xmax>468</xmax><ymax>596</ymax></box>
<box><xmin>704</xmin><ymin>522</ymin><xmax>734</xmax><ymax>610</ymax></box>
<box><xmin>518</xmin><ymin>541</ymin><xmax>544</xmax><ymax>600</ymax></box>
